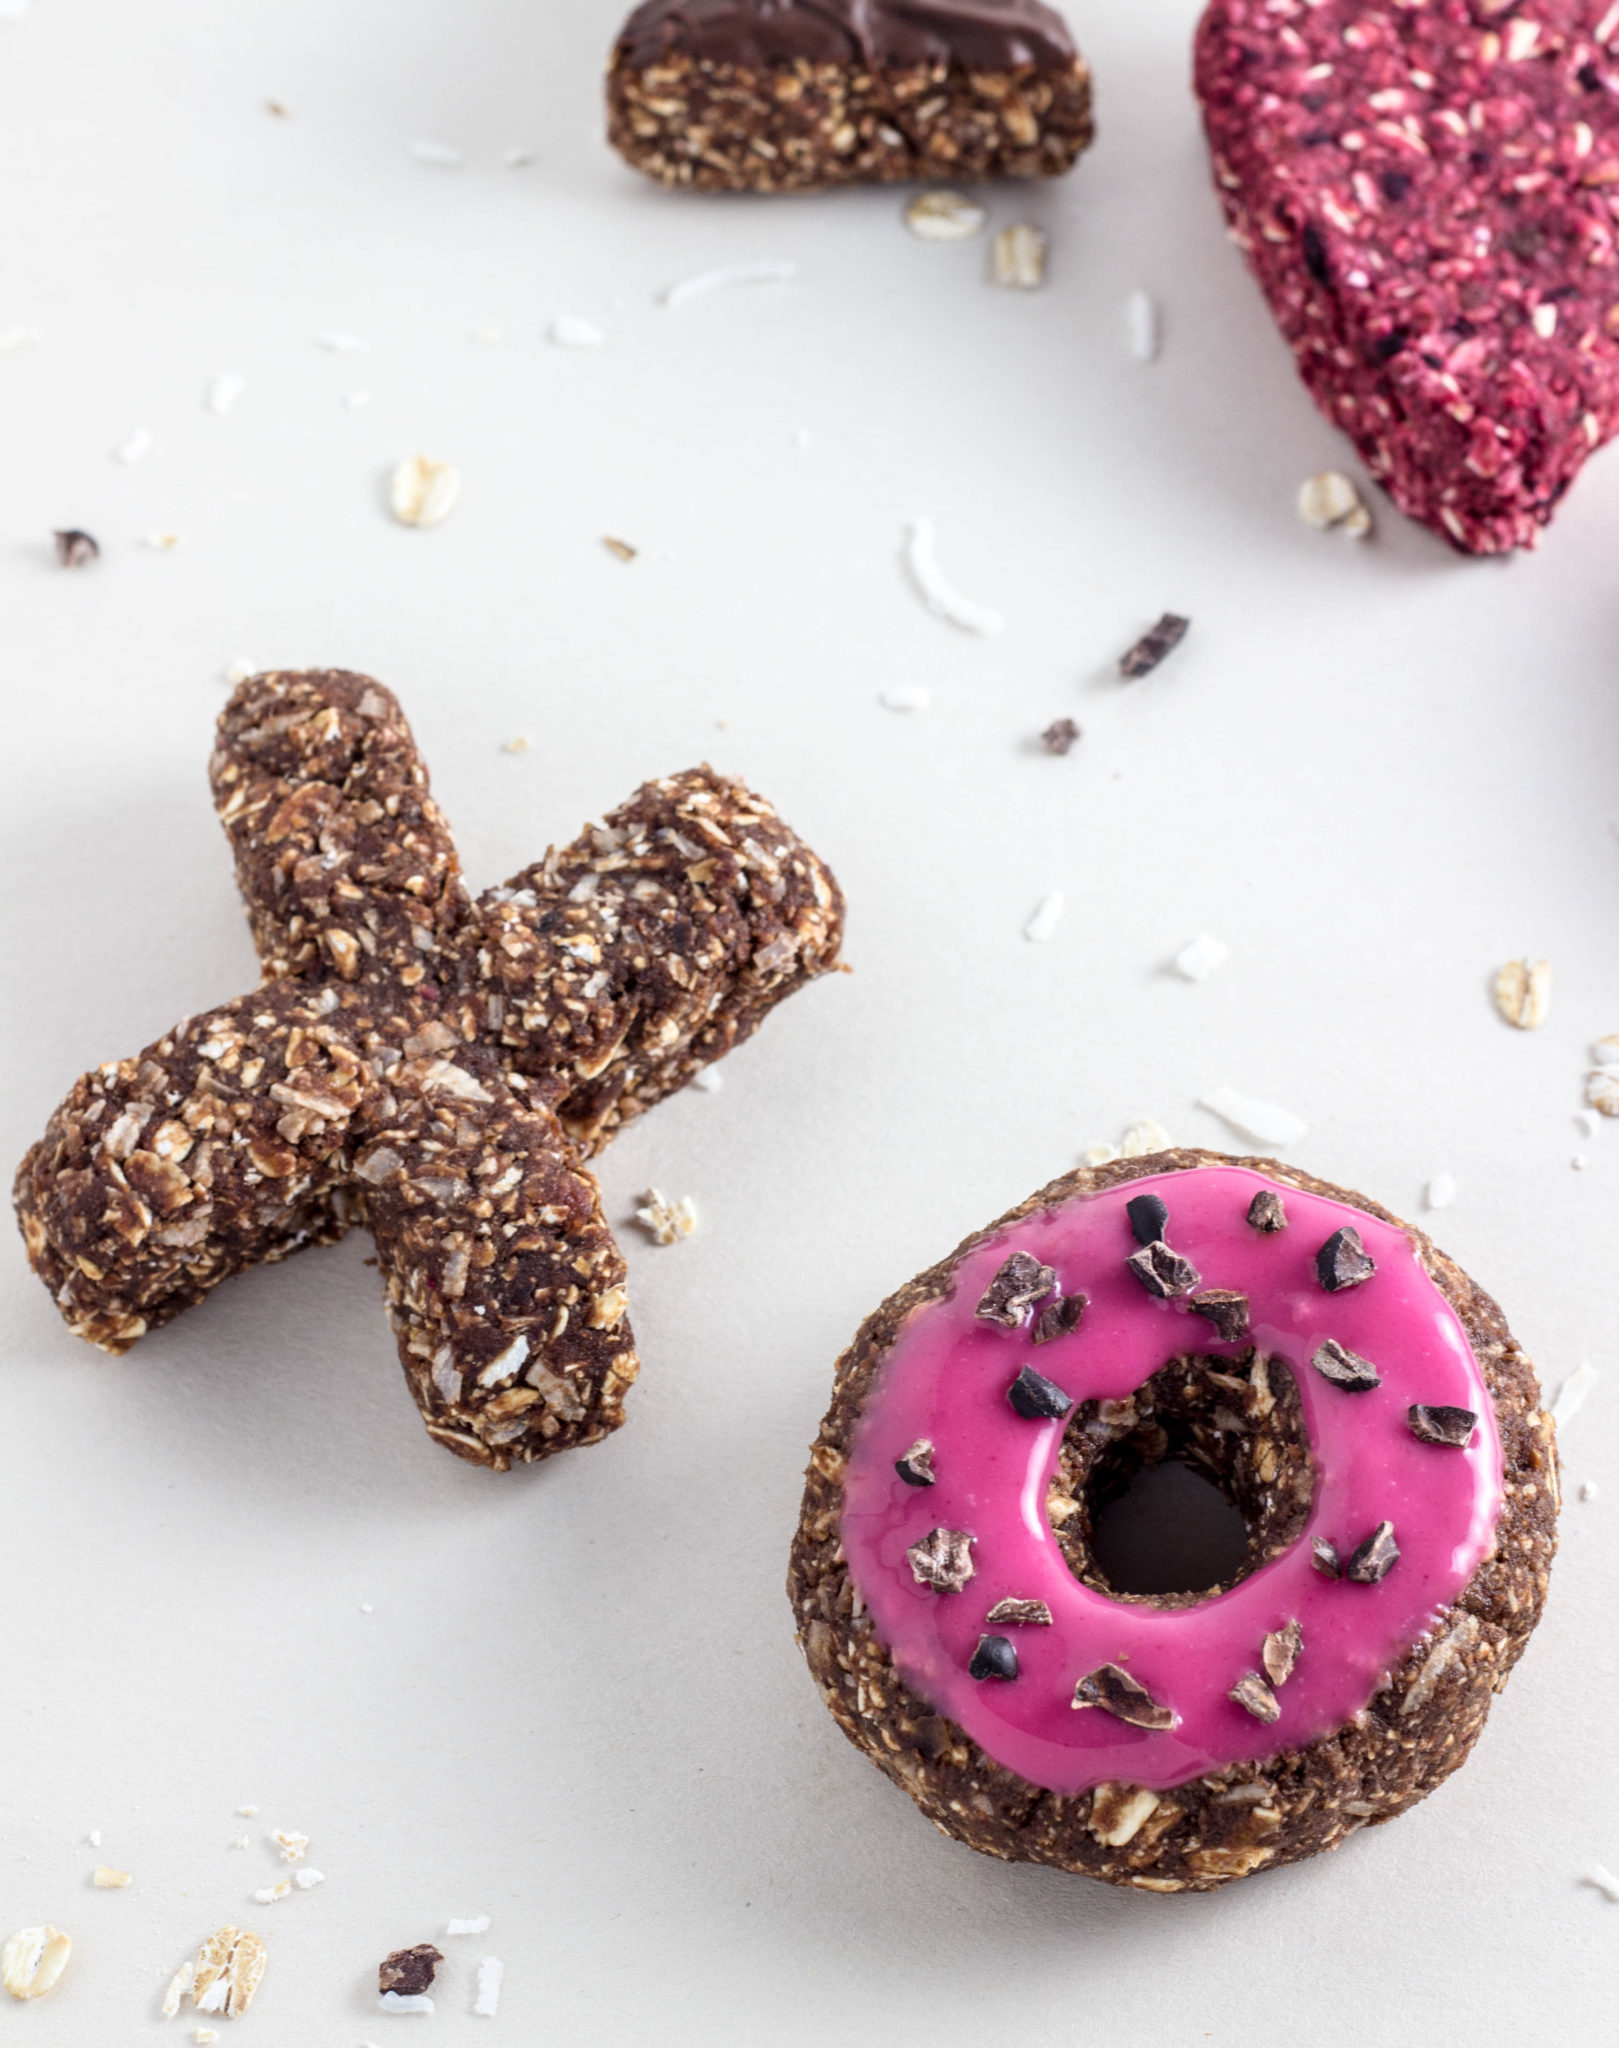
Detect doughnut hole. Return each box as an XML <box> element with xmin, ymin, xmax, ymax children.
<box><xmin>1048</xmin><ymin>1351</ymin><xmax>1314</xmax><ymax>1606</ymax></box>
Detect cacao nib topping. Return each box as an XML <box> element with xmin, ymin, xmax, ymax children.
<box><xmin>1345</xmin><ymin>1520</ymin><xmax>1400</xmax><ymax>1585</ymax></box>
<box><xmin>1408</xmin><ymin>1403</ymin><xmax>1477</xmax><ymax>1448</ymax></box>
<box><xmin>1032</xmin><ymin>1290</ymin><xmax>1088</xmax><ymax>1345</ymax></box>
<box><xmin>1118</xmin><ymin>612</ymin><xmax>1190</xmax><ymax>680</ymax></box>
<box><xmin>906</xmin><ymin>1526</ymin><xmax>976</xmax><ymax>1592</ymax></box>
<box><xmin>1071</xmin><ymin>1662</ymin><xmax>1177</xmax><ymax>1731</ymax></box>
<box><xmin>1125</xmin><ymin>1191</ymin><xmax>1169</xmax><ymax>1246</ymax></box>
<box><xmin>985</xmin><ymin>1596</ymin><xmax>1053</xmax><ymax>1627</ymax></box>
<box><xmin>1007</xmin><ymin>1363</ymin><xmax>1074</xmax><ymax>1421</ymax></box>
<box><xmin>379</xmin><ymin>1946</ymin><xmax>443</xmax><ymax>1998</ymax></box>
<box><xmin>975</xmin><ymin>1249</ymin><xmax>1057</xmax><ymax>1328</ymax></box>
<box><xmin>1228</xmin><ymin>1670</ymin><xmax>1280</xmax><ymax>1725</ymax></box>
<box><xmin>1127</xmin><ymin>1239</ymin><xmax>1201</xmax><ymax>1299</ymax></box>
<box><xmin>1311</xmin><ymin>1536</ymin><xmax>1341</xmax><ymax>1579</ymax></box>
<box><xmin>1246</xmin><ymin>1188</ymin><xmax>1287</xmax><ymax>1233</ymax></box>
<box><xmin>616</xmin><ymin>0</ymin><xmax>1082</xmax><ymax>74</ymax></box>
<box><xmin>1261</xmin><ymin>1618</ymin><xmax>1303</xmax><ymax>1688</ymax></box>
<box><xmin>1310</xmin><ymin>1337</ymin><xmax>1382</xmax><ymax>1394</ymax></box>
<box><xmin>1190</xmin><ymin>1288</ymin><xmax>1250</xmax><ymax>1342</ymax></box>
<box><xmin>1041</xmin><ymin>717</ymin><xmax>1080</xmax><ymax>755</ymax></box>
<box><xmin>968</xmin><ymin>1633</ymin><xmax>1019</xmax><ymax>1682</ymax></box>
<box><xmin>1379</xmin><ymin>169</ymin><xmax>1411</xmax><ymax>202</ymax></box>
<box><xmin>1301</xmin><ymin>218</ymin><xmax>1331</xmax><ymax>285</ymax></box>
<box><xmin>894</xmin><ymin>1438</ymin><xmax>936</xmax><ymax>1487</ymax></box>
<box><xmin>53</xmin><ymin>528</ymin><xmax>99</xmax><ymax>568</ymax></box>
<box><xmin>1316</xmin><ymin>1225</ymin><xmax>1375</xmax><ymax>1292</ymax></box>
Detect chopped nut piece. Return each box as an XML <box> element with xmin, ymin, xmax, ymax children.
<box><xmin>974</xmin><ymin>1249</ymin><xmax>1056</xmax><ymax>1327</ymax></box>
<box><xmin>984</xmin><ymin>1597</ymin><xmax>1053</xmax><ymax>1627</ymax></box>
<box><xmin>905</xmin><ymin>189</ymin><xmax>986</xmax><ymax>241</ymax></box>
<box><xmin>1408</xmin><ymin>1403</ymin><xmax>1477</xmax><ymax>1448</ymax></box>
<box><xmin>1310</xmin><ymin>1337</ymin><xmax>1381</xmax><ymax>1393</ymax></box>
<box><xmin>993</xmin><ymin>222</ymin><xmax>1047</xmax><ymax>288</ymax></box>
<box><xmin>91</xmin><ymin>1865</ymin><xmax>132</xmax><ymax>1888</ymax></box>
<box><xmin>1297</xmin><ymin>469</ymin><xmax>1373</xmax><ymax>537</ymax></box>
<box><xmin>634</xmin><ymin>1187</ymin><xmax>697</xmax><ymax>1245</ymax></box>
<box><xmin>1493</xmin><ymin>957</ymin><xmax>1551</xmax><ymax>1030</ymax></box>
<box><xmin>3</xmin><ymin>1926</ymin><xmax>71</xmax><ymax>2001</ymax></box>
<box><xmin>1072</xmin><ymin>1663</ymin><xmax>1177</xmax><ymax>1730</ymax></box>
<box><xmin>1228</xmin><ymin>1670</ymin><xmax>1281</xmax><ymax>1723</ymax></box>
<box><xmin>1040</xmin><ymin>716</ymin><xmax>1080</xmax><ymax>754</ymax></box>
<box><xmin>1247</xmin><ymin>1189</ymin><xmax>1287</xmax><ymax>1233</ymax></box>
<box><xmin>906</xmin><ymin>1526</ymin><xmax>975</xmax><ymax>1592</ymax></box>
<box><xmin>53</xmin><ymin>528</ymin><xmax>99</xmax><ymax>568</ymax></box>
<box><xmin>1346</xmin><ymin>1519</ymin><xmax>1400</xmax><ymax>1584</ymax></box>
<box><xmin>390</xmin><ymin>453</ymin><xmax>460</xmax><ymax>528</ymax></box>
<box><xmin>1315</xmin><ymin>1226</ymin><xmax>1375</xmax><ymax>1292</ymax></box>
<box><xmin>1261</xmin><ymin>1619</ymin><xmax>1303</xmax><ymax>1687</ymax></box>
<box><xmin>1032</xmin><ymin>1292</ymin><xmax>1087</xmax><ymax>1345</ymax></box>
<box><xmin>1191</xmin><ymin>1289</ymin><xmax>1250</xmax><ymax>1342</ymax></box>
<box><xmin>379</xmin><ymin>1945</ymin><xmax>443</xmax><ymax>1997</ymax></box>
<box><xmin>602</xmin><ymin>535</ymin><xmax>637</xmax><ymax>562</ymax></box>
<box><xmin>1006</xmin><ymin>1363</ymin><xmax>1073</xmax><ymax>1421</ymax></box>
<box><xmin>1118</xmin><ymin>613</ymin><xmax>1189</xmax><ymax>679</ymax></box>
<box><xmin>893</xmin><ymin>1438</ymin><xmax>936</xmax><ymax>1487</ymax></box>
<box><xmin>1127</xmin><ymin>1238</ymin><xmax>1201</xmax><ymax>1298</ymax></box>
<box><xmin>1125</xmin><ymin>1192</ymin><xmax>1169</xmax><ymax>1245</ymax></box>
<box><xmin>968</xmin><ymin>1633</ymin><xmax>1019</xmax><ymax>1681</ymax></box>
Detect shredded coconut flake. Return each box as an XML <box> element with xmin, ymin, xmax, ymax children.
<box><xmin>1128</xmin><ymin>290</ymin><xmax>1160</xmax><ymax>362</ymax></box>
<box><xmin>446</xmin><ymin>1916</ymin><xmax>491</xmax><ymax>1936</ymax></box>
<box><xmin>473</xmin><ymin>1957</ymin><xmax>504</xmax><ymax>2017</ymax></box>
<box><xmin>378</xmin><ymin>1991</ymin><xmax>435</xmax><ymax>2014</ymax></box>
<box><xmin>207</xmin><ymin>372</ymin><xmax>245</xmax><ymax>416</ymax></box>
<box><xmin>1581</xmin><ymin>1864</ymin><xmax>1619</xmax><ymax>1903</ymax></box>
<box><xmin>113</xmin><ymin>426</ymin><xmax>153</xmax><ymax>466</ymax></box>
<box><xmin>1424</xmin><ymin>1172</ymin><xmax>1458</xmax><ymax>1211</ymax></box>
<box><xmin>1120</xmin><ymin>1118</ymin><xmax>1172</xmax><ymax>1158</ymax></box>
<box><xmin>548</xmin><ymin>315</ymin><xmax>605</xmax><ymax>348</ymax></box>
<box><xmin>688</xmin><ymin>1068</ymin><xmax>723</xmax><ymax>1094</ymax></box>
<box><xmin>1173</xmin><ymin>934</ymin><xmax>1229</xmax><ymax>982</ymax></box>
<box><xmin>293</xmin><ymin>1868</ymin><xmax>324</xmax><ymax>1891</ymax></box>
<box><xmin>634</xmin><ymin>1188</ymin><xmax>698</xmax><ymax>1245</ymax></box>
<box><xmin>879</xmin><ymin>685</ymin><xmax>931</xmax><ymax>712</ymax></box>
<box><xmin>903</xmin><ymin>517</ymin><xmax>1004</xmax><ymax>636</ymax></box>
<box><xmin>1023</xmin><ymin>892</ymin><xmax>1064</xmax><ymax>944</ymax></box>
<box><xmin>1581</xmin><ymin>1480</ymin><xmax>1600</xmax><ymax>1502</ymax></box>
<box><xmin>1552</xmin><ymin>1361</ymin><xmax>1600</xmax><ymax>1428</ymax></box>
<box><xmin>1198</xmin><ymin>1085</ymin><xmax>1308</xmax><ymax>1147</ymax></box>
<box><xmin>662</xmin><ymin>259</ymin><xmax>795</xmax><ymax>308</ymax></box>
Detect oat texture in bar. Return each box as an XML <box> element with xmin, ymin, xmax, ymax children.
<box><xmin>14</xmin><ymin>671</ymin><xmax>844</xmax><ymax>1471</ymax></box>
<box><xmin>1195</xmin><ymin>1</ymin><xmax>1619</xmax><ymax>553</ymax></box>
<box><xmin>607</xmin><ymin>0</ymin><xmax>1094</xmax><ymax>193</ymax></box>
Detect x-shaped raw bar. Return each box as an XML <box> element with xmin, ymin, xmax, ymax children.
<box><xmin>14</xmin><ymin>671</ymin><xmax>845</xmax><ymax>1469</ymax></box>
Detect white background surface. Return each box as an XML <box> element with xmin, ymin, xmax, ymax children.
<box><xmin>2</xmin><ymin>1</ymin><xmax>1616</xmax><ymax>2040</ymax></box>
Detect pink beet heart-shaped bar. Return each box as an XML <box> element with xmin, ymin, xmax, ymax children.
<box><xmin>1195</xmin><ymin>1</ymin><xmax>1619</xmax><ymax>553</ymax></box>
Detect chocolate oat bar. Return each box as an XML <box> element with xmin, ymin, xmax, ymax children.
<box><xmin>607</xmin><ymin>0</ymin><xmax>1094</xmax><ymax>192</ymax></box>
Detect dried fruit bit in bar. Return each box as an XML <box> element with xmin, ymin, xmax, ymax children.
<box><xmin>607</xmin><ymin>0</ymin><xmax>1095</xmax><ymax>194</ymax></box>
<box><xmin>1118</xmin><ymin>612</ymin><xmax>1188</xmax><ymax>679</ymax></box>
<box><xmin>379</xmin><ymin>1945</ymin><xmax>443</xmax><ymax>1997</ymax></box>
<box><xmin>166</xmin><ymin>1927</ymin><xmax>266</xmax><ymax>2020</ymax></box>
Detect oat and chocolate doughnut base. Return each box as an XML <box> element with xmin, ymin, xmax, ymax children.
<box><xmin>789</xmin><ymin>1150</ymin><xmax>1557</xmax><ymax>1890</ymax></box>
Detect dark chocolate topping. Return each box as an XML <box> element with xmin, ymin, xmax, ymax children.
<box><xmin>615</xmin><ymin>0</ymin><xmax>1079</xmax><ymax>73</ymax></box>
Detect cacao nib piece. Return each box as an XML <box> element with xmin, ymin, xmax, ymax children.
<box><xmin>379</xmin><ymin>1946</ymin><xmax>443</xmax><ymax>1997</ymax></box>
<box><xmin>1228</xmin><ymin>1670</ymin><xmax>1280</xmax><ymax>1724</ymax></box>
<box><xmin>1071</xmin><ymin>1662</ymin><xmax>1177</xmax><ymax>1731</ymax></box>
<box><xmin>1261</xmin><ymin>1618</ymin><xmax>1303</xmax><ymax>1688</ymax></box>
<box><xmin>1379</xmin><ymin>170</ymin><xmax>1411</xmax><ymax>202</ymax></box>
<box><xmin>1309</xmin><ymin>1337</ymin><xmax>1381</xmax><ymax>1394</ymax></box>
<box><xmin>1007</xmin><ymin>1363</ymin><xmax>1073</xmax><ymax>1421</ymax></box>
<box><xmin>1408</xmin><ymin>1403</ymin><xmax>1477</xmax><ymax>1448</ymax></box>
<box><xmin>1311</xmin><ymin>1536</ymin><xmax>1340</xmax><ymax>1579</ymax></box>
<box><xmin>1346</xmin><ymin>1519</ymin><xmax>1400</xmax><ymax>1585</ymax></box>
<box><xmin>1041</xmin><ymin>717</ymin><xmax>1080</xmax><ymax>755</ymax></box>
<box><xmin>53</xmin><ymin>528</ymin><xmax>99</xmax><ymax>568</ymax></box>
<box><xmin>894</xmin><ymin>1438</ymin><xmax>936</xmax><ymax>1487</ymax></box>
<box><xmin>968</xmin><ymin>1633</ymin><xmax>1019</xmax><ymax>1682</ymax></box>
<box><xmin>1301</xmin><ymin>219</ymin><xmax>1330</xmax><ymax>285</ymax></box>
<box><xmin>1032</xmin><ymin>1291</ymin><xmax>1088</xmax><ymax>1345</ymax></box>
<box><xmin>1118</xmin><ymin>612</ymin><xmax>1190</xmax><ymax>680</ymax></box>
<box><xmin>1190</xmin><ymin>1288</ymin><xmax>1250</xmax><ymax>1342</ymax></box>
<box><xmin>1127</xmin><ymin>1239</ymin><xmax>1201</xmax><ymax>1299</ymax></box>
<box><xmin>1126</xmin><ymin>1192</ymin><xmax>1169</xmax><ymax>1245</ymax></box>
<box><xmin>906</xmin><ymin>1526</ymin><xmax>975</xmax><ymax>1592</ymax></box>
<box><xmin>985</xmin><ymin>1596</ymin><xmax>1053</xmax><ymax>1627</ymax></box>
<box><xmin>1316</xmin><ymin>1226</ymin><xmax>1375</xmax><ymax>1292</ymax></box>
<box><xmin>1246</xmin><ymin>1188</ymin><xmax>1287</xmax><ymax>1233</ymax></box>
<box><xmin>975</xmin><ymin>1249</ymin><xmax>1057</xmax><ymax>1328</ymax></box>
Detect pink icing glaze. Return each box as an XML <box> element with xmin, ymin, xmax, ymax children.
<box><xmin>840</xmin><ymin>1164</ymin><xmax>1504</xmax><ymax>1794</ymax></box>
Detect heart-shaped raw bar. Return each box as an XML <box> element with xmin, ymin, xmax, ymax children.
<box><xmin>1196</xmin><ymin>1</ymin><xmax>1619</xmax><ymax>553</ymax></box>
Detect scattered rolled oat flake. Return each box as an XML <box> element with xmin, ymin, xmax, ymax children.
<box><xmin>144</xmin><ymin>530</ymin><xmax>181</xmax><ymax>550</ymax></box>
<box><xmin>662</xmin><ymin>258</ymin><xmax>796</xmax><ymax>308</ymax></box>
<box><xmin>471</xmin><ymin>325</ymin><xmax>503</xmax><ymax>343</ymax></box>
<box><xmin>378</xmin><ymin>1991</ymin><xmax>435</xmax><ymax>2014</ymax></box>
<box><xmin>992</xmin><ymin>222</ymin><xmax>1046</xmax><ymax>289</ymax></box>
<box><xmin>1591</xmin><ymin>1033</ymin><xmax>1619</xmax><ymax>1066</ymax></box>
<box><xmin>903</xmin><ymin>516</ymin><xmax>1005</xmax><ymax>636</ymax></box>
<box><xmin>602</xmin><ymin>535</ymin><xmax>637</xmax><ymax>562</ymax></box>
<box><xmin>1493</xmin><ymin>957</ymin><xmax>1551</xmax><ymax>1029</ymax></box>
<box><xmin>3</xmin><ymin>1927</ymin><xmax>71</xmax><ymax>2001</ymax></box>
<box><xmin>1198</xmin><ymin>1085</ymin><xmax>1307</xmax><ymax>1147</ymax></box>
<box><xmin>1173</xmin><ymin>933</ymin><xmax>1229</xmax><ymax>982</ymax></box>
<box><xmin>879</xmin><ymin>684</ymin><xmax>930</xmax><ymax>712</ymax></box>
<box><xmin>1585</xmin><ymin>1070</ymin><xmax>1619</xmax><ymax>1117</ymax></box>
<box><xmin>91</xmin><ymin>1866</ymin><xmax>132</xmax><ymax>1888</ymax></box>
<box><xmin>0</xmin><ymin>0</ymin><xmax>33</xmax><ymax>18</ymax></box>
<box><xmin>548</xmin><ymin>315</ymin><xmax>605</xmax><ymax>348</ymax></box>
<box><xmin>1120</xmin><ymin>1117</ymin><xmax>1172</xmax><ymax>1158</ymax></box>
<box><xmin>252</xmin><ymin>1881</ymin><xmax>292</xmax><ymax>1905</ymax></box>
<box><xmin>207</xmin><ymin>372</ymin><xmax>245</xmax><ymax>416</ymax></box>
<box><xmin>1023</xmin><ymin>891</ymin><xmax>1064</xmax><ymax>944</ymax></box>
<box><xmin>188</xmin><ymin>1927</ymin><xmax>266</xmax><ymax>2018</ymax></box>
<box><xmin>410</xmin><ymin>140</ymin><xmax>463</xmax><ymax>165</ymax></box>
<box><xmin>502</xmin><ymin>734</ymin><xmax>530</xmax><ymax>754</ymax></box>
<box><xmin>1297</xmin><ymin>469</ymin><xmax>1372</xmax><ymax>537</ymax></box>
<box><xmin>229</xmin><ymin>1836</ymin><xmax>249</xmax><ymax>1850</ymax></box>
<box><xmin>634</xmin><ymin>1187</ymin><xmax>697</xmax><ymax>1245</ymax></box>
<box><xmin>224</xmin><ymin>658</ymin><xmax>261</xmax><ymax>686</ymax></box>
<box><xmin>1118</xmin><ymin>612</ymin><xmax>1189</xmax><ymax>678</ymax></box>
<box><xmin>1424</xmin><ymin>1171</ymin><xmax>1457</xmax><ymax>1210</ymax></box>
<box><xmin>390</xmin><ymin>454</ymin><xmax>460</xmax><ymax>528</ymax></box>
<box><xmin>270</xmin><ymin>1829</ymin><xmax>308</xmax><ymax>1863</ymax></box>
<box><xmin>1040</xmin><ymin>717</ymin><xmax>1079</xmax><ymax>754</ymax></box>
<box><xmin>53</xmin><ymin>528</ymin><xmax>98</xmax><ymax>567</ymax></box>
<box><xmin>688</xmin><ymin>1066</ymin><xmax>723</xmax><ymax>1093</ymax></box>
<box><xmin>1082</xmin><ymin>1142</ymin><xmax>1121</xmax><ymax>1166</ymax></box>
<box><xmin>445</xmin><ymin>1917</ymin><xmax>491</xmax><ymax>1937</ymax></box>
<box><xmin>1128</xmin><ymin>289</ymin><xmax>1160</xmax><ymax>362</ymax></box>
<box><xmin>194</xmin><ymin>2031</ymin><xmax>221</xmax><ymax>2045</ymax></box>
<box><xmin>1582</xmin><ymin>1865</ymin><xmax>1619</xmax><ymax>1904</ymax></box>
<box><xmin>1551</xmin><ymin>1361</ymin><xmax>1600</xmax><ymax>1428</ymax></box>
<box><xmin>237</xmin><ymin>1805</ymin><xmax>259</xmax><ymax>1819</ymax></box>
<box><xmin>0</xmin><ymin>323</ymin><xmax>42</xmax><ymax>351</ymax></box>
<box><xmin>473</xmin><ymin>1957</ymin><xmax>504</xmax><ymax>2018</ymax></box>
<box><xmin>904</xmin><ymin>188</ymin><xmax>986</xmax><ymax>240</ymax></box>
<box><xmin>113</xmin><ymin>425</ymin><xmax>154</xmax><ymax>466</ymax></box>
<box><xmin>314</xmin><ymin>331</ymin><xmax>367</xmax><ymax>352</ymax></box>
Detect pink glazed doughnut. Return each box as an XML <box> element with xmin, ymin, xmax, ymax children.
<box><xmin>789</xmin><ymin>1152</ymin><xmax>1558</xmax><ymax>1890</ymax></box>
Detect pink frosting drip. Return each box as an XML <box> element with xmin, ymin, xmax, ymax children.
<box><xmin>840</xmin><ymin>1164</ymin><xmax>1503</xmax><ymax>1794</ymax></box>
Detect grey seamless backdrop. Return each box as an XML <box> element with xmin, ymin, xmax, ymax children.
<box><xmin>0</xmin><ymin>1</ymin><xmax>1614</xmax><ymax>2041</ymax></box>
